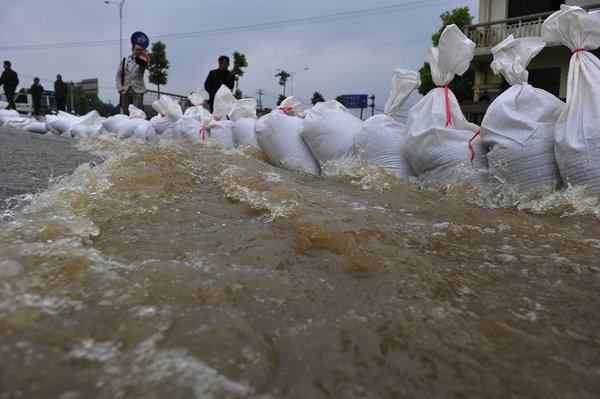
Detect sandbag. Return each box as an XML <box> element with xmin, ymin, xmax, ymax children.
<box><xmin>0</xmin><ymin>109</ymin><xmax>23</xmax><ymax>125</ymax></box>
<box><xmin>405</xmin><ymin>24</ymin><xmax>487</xmax><ymax>185</ymax></box>
<box><xmin>232</xmin><ymin>117</ymin><xmax>261</xmax><ymax>150</ymax></box>
<box><xmin>128</xmin><ymin>104</ymin><xmax>147</xmax><ymax>119</ymax></box>
<box><xmin>255</xmin><ymin>109</ymin><xmax>320</xmax><ymax>175</ymax></box>
<box><xmin>77</xmin><ymin>110</ymin><xmax>101</xmax><ymax>126</ymax></box>
<box><xmin>279</xmin><ymin>96</ymin><xmax>305</xmax><ymax>117</ymax></box>
<box><xmin>228</xmin><ymin>98</ymin><xmax>257</xmax><ymax>121</ymax></box>
<box><xmin>301</xmin><ymin>100</ymin><xmax>363</xmax><ymax>167</ymax></box>
<box><xmin>207</xmin><ymin>119</ymin><xmax>236</xmax><ymax>148</ymax></box>
<box><xmin>150</xmin><ymin>113</ymin><xmax>178</xmax><ymax>135</ymax></box>
<box><xmin>70</xmin><ymin>124</ymin><xmax>88</xmax><ymax>137</ymax></box>
<box><xmin>542</xmin><ymin>5</ymin><xmax>600</xmax><ymax>194</ymax></box>
<box><xmin>213</xmin><ymin>85</ymin><xmax>236</xmax><ymax>120</ymax></box>
<box><xmin>102</xmin><ymin>114</ymin><xmax>129</xmax><ymax>133</ymax></box>
<box><xmin>354</xmin><ymin>69</ymin><xmax>420</xmax><ymax>182</ymax></box>
<box><xmin>117</xmin><ymin>118</ymin><xmax>148</xmax><ymax>139</ymax></box>
<box><xmin>133</xmin><ymin>122</ymin><xmax>156</xmax><ymax>141</ymax></box>
<box><xmin>25</xmin><ymin>121</ymin><xmax>48</xmax><ymax>134</ymax></box>
<box><xmin>481</xmin><ymin>35</ymin><xmax>564</xmax><ymax>191</ymax></box>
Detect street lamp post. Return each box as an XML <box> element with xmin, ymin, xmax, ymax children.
<box><xmin>104</xmin><ymin>0</ymin><xmax>125</xmax><ymax>59</ymax></box>
<box><xmin>290</xmin><ymin>67</ymin><xmax>309</xmax><ymax>96</ymax></box>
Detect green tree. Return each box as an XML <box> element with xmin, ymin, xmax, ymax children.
<box><xmin>335</xmin><ymin>95</ymin><xmax>345</xmax><ymax>105</ymax></box>
<box><xmin>311</xmin><ymin>91</ymin><xmax>325</xmax><ymax>105</ymax></box>
<box><xmin>234</xmin><ymin>89</ymin><xmax>243</xmax><ymax>99</ymax></box>
<box><xmin>148</xmin><ymin>41</ymin><xmax>169</xmax><ymax>96</ymax></box>
<box><xmin>231</xmin><ymin>51</ymin><xmax>248</xmax><ymax>92</ymax></box>
<box><xmin>418</xmin><ymin>6</ymin><xmax>475</xmax><ymax>102</ymax></box>
<box><xmin>277</xmin><ymin>94</ymin><xmax>286</xmax><ymax>106</ymax></box>
<box><xmin>275</xmin><ymin>70</ymin><xmax>291</xmax><ymax>96</ymax></box>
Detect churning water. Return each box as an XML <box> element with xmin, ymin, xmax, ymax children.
<box><xmin>0</xmin><ymin>125</ymin><xmax>599</xmax><ymax>398</ymax></box>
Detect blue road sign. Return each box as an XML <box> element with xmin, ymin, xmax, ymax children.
<box><xmin>131</xmin><ymin>31</ymin><xmax>149</xmax><ymax>49</ymax></box>
<box><xmin>340</xmin><ymin>94</ymin><xmax>368</xmax><ymax>109</ymax></box>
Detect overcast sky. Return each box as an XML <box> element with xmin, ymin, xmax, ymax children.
<box><xmin>0</xmin><ymin>0</ymin><xmax>479</xmax><ymax>119</ymax></box>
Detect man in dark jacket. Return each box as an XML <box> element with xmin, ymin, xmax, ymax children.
<box><xmin>204</xmin><ymin>55</ymin><xmax>235</xmax><ymax>112</ymax></box>
<box><xmin>54</xmin><ymin>74</ymin><xmax>68</xmax><ymax>112</ymax></box>
<box><xmin>0</xmin><ymin>61</ymin><xmax>19</xmax><ymax>110</ymax></box>
<box><xmin>30</xmin><ymin>78</ymin><xmax>44</xmax><ymax>116</ymax></box>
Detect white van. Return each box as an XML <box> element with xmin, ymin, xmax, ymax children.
<box><xmin>12</xmin><ymin>88</ymin><xmax>57</xmax><ymax>114</ymax></box>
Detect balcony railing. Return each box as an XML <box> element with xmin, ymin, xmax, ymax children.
<box><xmin>464</xmin><ymin>3</ymin><xmax>600</xmax><ymax>49</ymax></box>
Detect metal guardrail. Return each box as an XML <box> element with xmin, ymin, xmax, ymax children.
<box><xmin>464</xmin><ymin>3</ymin><xmax>600</xmax><ymax>49</ymax></box>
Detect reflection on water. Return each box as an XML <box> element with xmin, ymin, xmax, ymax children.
<box><xmin>0</xmin><ymin>127</ymin><xmax>599</xmax><ymax>398</ymax></box>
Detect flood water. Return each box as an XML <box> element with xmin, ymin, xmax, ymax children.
<box><xmin>0</xmin><ymin>125</ymin><xmax>599</xmax><ymax>398</ymax></box>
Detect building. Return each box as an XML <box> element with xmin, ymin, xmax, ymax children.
<box><xmin>461</xmin><ymin>0</ymin><xmax>600</xmax><ymax>123</ymax></box>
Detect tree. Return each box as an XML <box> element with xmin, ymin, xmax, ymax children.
<box><xmin>234</xmin><ymin>89</ymin><xmax>243</xmax><ymax>99</ymax></box>
<box><xmin>148</xmin><ymin>41</ymin><xmax>169</xmax><ymax>96</ymax></box>
<box><xmin>311</xmin><ymin>91</ymin><xmax>325</xmax><ymax>105</ymax></box>
<box><xmin>335</xmin><ymin>95</ymin><xmax>345</xmax><ymax>105</ymax></box>
<box><xmin>231</xmin><ymin>51</ymin><xmax>248</xmax><ymax>92</ymax></box>
<box><xmin>275</xmin><ymin>70</ymin><xmax>291</xmax><ymax>96</ymax></box>
<box><xmin>418</xmin><ymin>6</ymin><xmax>475</xmax><ymax>102</ymax></box>
<box><xmin>277</xmin><ymin>94</ymin><xmax>286</xmax><ymax>106</ymax></box>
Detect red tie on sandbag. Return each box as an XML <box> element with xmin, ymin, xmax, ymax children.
<box><xmin>278</xmin><ymin>106</ymin><xmax>293</xmax><ymax>114</ymax></box>
<box><xmin>573</xmin><ymin>48</ymin><xmax>586</xmax><ymax>53</ymax></box>
<box><xmin>199</xmin><ymin>126</ymin><xmax>205</xmax><ymax>140</ymax></box>
<box><xmin>469</xmin><ymin>129</ymin><xmax>480</xmax><ymax>165</ymax></box>
<box><xmin>436</xmin><ymin>85</ymin><xmax>452</xmax><ymax>126</ymax></box>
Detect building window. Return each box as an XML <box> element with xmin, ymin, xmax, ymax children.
<box><xmin>529</xmin><ymin>68</ymin><xmax>561</xmax><ymax>98</ymax></box>
<box><xmin>507</xmin><ymin>0</ymin><xmax>563</xmax><ymax>18</ymax></box>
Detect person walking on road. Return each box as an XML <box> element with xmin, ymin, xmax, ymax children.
<box><xmin>30</xmin><ymin>77</ymin><xmax>44</xmax><ymax>116</ymax></box>
<box><xmin>54</xmin><ymin>74</ymin><xmax>68</xmax><ymax>112</ymax></box>
<box><xmin>0</xmin><ymin>61</ymin><xmax>19</xmax><ymax>110</ymax></box>
<box><xmin>204</xmin><ymin>55</ymin><xmax>235</xmax><ymax>113</ymax></box>
<box><xmin>116</xmin><ymin>42</ymin><xmax>149</xmax><ymax>115</ymax></box>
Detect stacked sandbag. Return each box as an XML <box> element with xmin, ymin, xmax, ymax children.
<box><xmin>301</xmin><ymin>100</ymin><xmax>363</xmax><ymax>168</ymax></box>
<box><xmin>150</xmin><ymin>95</ymin><xmax>183</xmax><ymax>139</ymax></box>
<box><xmin>101</xmin><ymin>114</ymin><xmax>129</xmax><ymax>134</ymax></box>
<box><xmin>206</xmin><ymin>86</ymin><xmax>236</xmax><ymax>148</ymax></box>
<box><xmin>0</xmin><ymin>109</ymin><xmax>25</xmax><ymax>126</ymax></box>
<box><xmin>354</xmin><ymin>69</ymin><xmax>421</xmax><ymax>181</ymax></box>
<box><xmin>480</xmin><ymin>35</ymin><xmax>564</xmax><ymax>191</ymax></box>
<box><xmin>404</xmin><ymin>24</ymin><xmax>487</xmax><ymax>185</ymax></box>
<box><xmin>25</xmin><ymin>122</ymin><xmax>48</xmax><ymax>134</ymax></box>
<box><xmin>230</xmin><ymin>98</ymin><xmax>261</xmax><ymax>150</ymax></box>
<box><xmin>70</xmin><ymin>110</ymin><xmax>102</xmax><ymax>138</ymax></box>
<box><xmin>278</xmin><ymin>96</ymin><xmax>306</xmax><ymax>117</ymax></box>
<box><xmin>116</xmin><ymin>105</ymin><xmax>154</xmax><ymax>140</ymax></box>
<box><xmin>542</xmin><ymin>5</ymin><xmax>600</xmax><ymax>194</ymax></box>
<box><xmin>174</xmin><ymin>105</ymin><xmax>213</xmax><ymax>142</ymax></box>
<box><xmin>45</xmin><ymin>111</ymin><xmax>78</xmax><ymax>135</ymax></box>
<box><xmin>255</xmin><ymin>109</ymin><xmax>320</xmax><ymax>175</ymax></box>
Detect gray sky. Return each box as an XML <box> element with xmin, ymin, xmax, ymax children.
<box><xmin>0</xmin><ymin>0</ymin><xmax>479</xmax><ymax>118</ymax></box>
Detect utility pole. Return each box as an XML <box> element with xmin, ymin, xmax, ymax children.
<box><xmin>370</xmin><ymin>94</ymin><xmax>375</xmax><ymax>116</ymax></box>
<box><xmin>256</xmin><ymin>89</ymin><xmax>263</xmax><ymax>113</ymax></box>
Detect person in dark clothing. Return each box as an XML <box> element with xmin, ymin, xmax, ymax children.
<box><xmin>54</xmin><ymin>74</ymin><xmax>68</xmax><ymax>112</ymax></box>
<box><xmin>0</xmin><ymin>61</ymin><xmax>19</xmax><ymax>110</ymax></box>
<box><xmin>30</xmin><ymin>77</ymin><xmax>44</xmax><ymax>116</ymax></box>
<box><xmin>204</xmin><ymin>55</ymin><xmax>235</xmax><ymax>112</ymax></box>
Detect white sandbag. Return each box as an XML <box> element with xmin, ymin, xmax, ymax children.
<box><xmin>188</xmin><ymin>88</ymin><xmax>206</xmax><ymax>106</ymax></box>
<box><xmin>255</xmin><ymin>109</ymin><xmax>320</xmax><ymax>175</ymax></box>
<box><xmin>117</xmin><ymin>118</ymin><xmax>147</xmax><ymax>139</ymax></box>
<box><xmin>161</xmin><ymin>126</ymin><xmax>181</xmax><ymax>141</ymax></box>
<box><xmin>25</xmin><ymin>121</ymin><xmax>48</xmax><ymax>134</ymax></box>
<box><xmin>354</xmin><ymin>69</ymin><xmax>421</xmax><ymax>181</ymax></box>
<box><xmin>207</xmin><ymin>119</ymin><xmax>236</xmax><ymax>148</ymax></box>
<box><xmin>279</xmin><ymin>96</ymin><xmax>305</xmax><ymax>117</ymax></box>
<box><xmin>0</xmin><ymin>101</ymin><xmax>8</xmax><ymax>110</ymax></box>
<box><xmin>150</xmin><ymin>113</ymin><xmax>178</xmax><ymax>135</ymax></box>
<box><xmin>232</xmin><ymin>117</ymin><xmax>261</xmax><ymax>150</ymax></box>
<box><xmin>183</xmin><ymin>105</ymin><xmax>213</xmax><ymax>126</ymax></box>
<box><xmin>481</xmin><ymin>35</ymin><xmax>564</xmax><ymax>191</ymax></box>
<box><xmin>542</xmin><ymin>5</ymin><xmax>600</xmax><ymax>194</ymax></box>
<box><xmin>228</xmin><ymin>98</ymin><xmax>257</xmax><ymax>121</ymax></box>
<box><xmin>101</xmin><ymin>114</ymin><xmax>129</xmax><ymax>133</ymax></box>
<box><xmin>174</xmin><ymin>115</ymin><xmax>206</xmax><ymax>142</ymax></box>
<box><xmin>133</xmin><ymin>122</ymin><xmax>156</xmax><ymax>141</ymax></box>
<box><xmin>301</xmin><ymin>100</ymin><xmax>363</xmax><ymax>167</ymax></box>
<box><xmin>128</xmin><ymin>104</ymin><xmax>147</xmax><ymax>119</ymax></box>
<box><xmin>213</xmin><ymin>85</ymin><xmax>236</xmax><ymax>120</ymax></box>
<box><xmin>404</xmin><ymin>24</ymin><xmax>487</xmax><ymax>185</ymax></box>
<box><xmin>86</xmin><ymin>125</ymin><xmax>106</xmax><ymax>137</ymax></box>
<box><xmin>0</xmin><ymin>109</ymin><xmax>22</xmax><ymax>125</ymax></box>
<box><xmin>152</xmin><ymin>95</ymin><xmax>183</xmax><ymax>120</ymax></box>
<box><xmin>47</xmin><ymin>118</ymin><xmax>72</xmax><ymax>134</ymax></box>
<box><xmin>77</xmin><ymin>110</ymin><xmax>101</xmax><ymax>126</ymax></box>
<box><xmin>70</xmin><ymin>124</ymin><xmax>88</xmax><ymax>137</ymax></box>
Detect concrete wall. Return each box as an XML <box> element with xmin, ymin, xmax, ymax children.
<box><xmin>477</xmin><ymin>0</ymin><xmax>509</xmax><ymax>23</ymax></box>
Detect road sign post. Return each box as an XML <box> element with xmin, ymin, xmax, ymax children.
<box><xmin>340</xmin><ymin>94</ymin><xmax>368</xmax><ymax>119</ymax></box>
